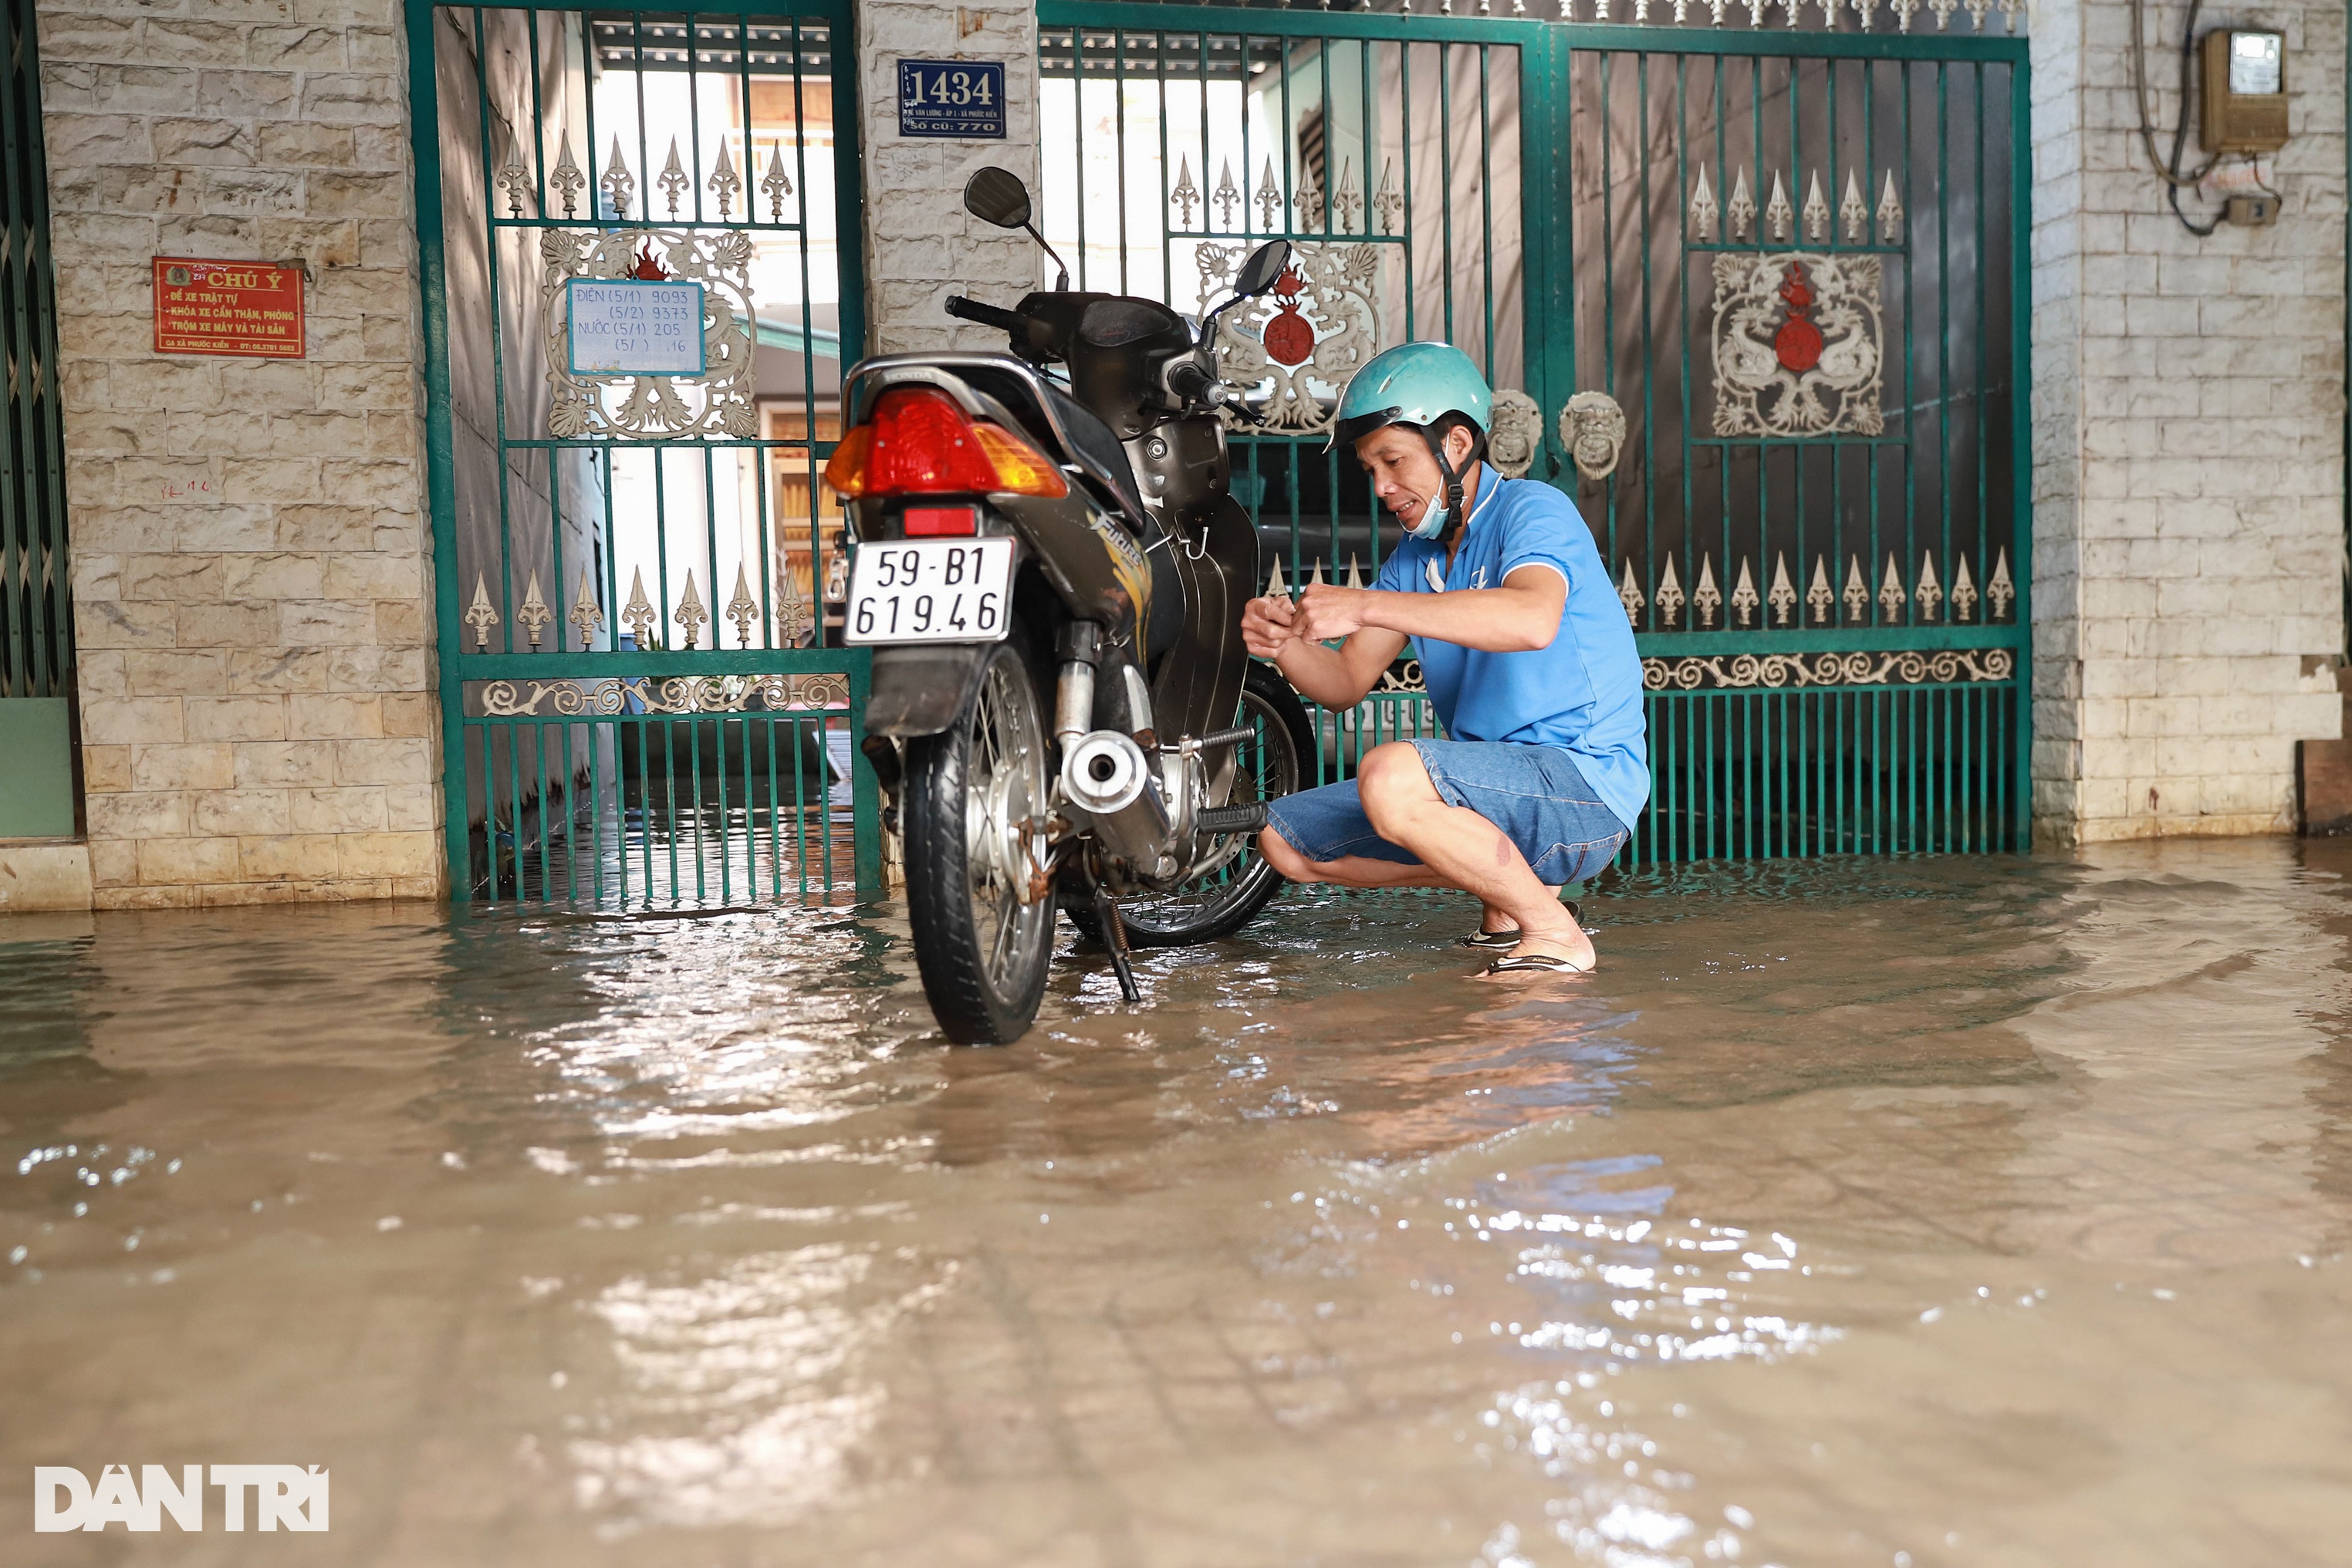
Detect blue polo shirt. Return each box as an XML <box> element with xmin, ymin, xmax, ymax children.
<box><xmin>1371</xmin><ymin>465</ymin><xmax>1649</xmax><ymax>833</ymax></box>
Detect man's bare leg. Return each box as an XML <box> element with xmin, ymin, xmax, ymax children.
<box><xmin>1255</xmin><ymin>830</ymin><xmax>1456</xmax><ymax>891</ymax></box>
<box><xmin>1258</xmin><ymin>748</ymin><xmax>1593</xmax><ymax>970</ymax></box>
<box><xmin>1258</xmin><ymin>843</ymin><xmax>1570</xmax><ymax>934</ymax></box>
<box><xmin>1352</xmin><ymin>743</ymin><xmax>1591</xmax><ymax>970</ymax></box>
<box><xmin>1477</xmin><ymin>890</ymin><xmax>1565</xmax><ymax>938</ymax></box>
<box><xmin>1256</xmin><ymin>831</ymin><xmax>1570</xmax><ymax>915</ymax></box>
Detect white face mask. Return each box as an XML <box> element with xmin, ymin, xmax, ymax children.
<box><xmin>1404</xmin><ymin>490</ymin><xmax>1451</xmax><ymax>541</ymax></box>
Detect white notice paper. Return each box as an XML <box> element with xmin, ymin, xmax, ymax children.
<box><xmin>566</xmin><ymin>279</ymin><xmax>705</xmax><ymax>376</ymax></box>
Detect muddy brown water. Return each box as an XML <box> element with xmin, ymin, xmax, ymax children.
<box><xmin>2</xmin><ymin>839</ymin><xmax>2349</xmax><ymax>1566</ymax></box>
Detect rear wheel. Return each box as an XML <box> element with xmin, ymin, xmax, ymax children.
<box><xmin>904</xmin><ymin>640</ymin><xmax>1054</xmax><ymax>1044</ymax></box>
<box><xmin>1070</xmin><ymin>661</ymin><xmax>1313</xmax><ymax>948</ymax></box>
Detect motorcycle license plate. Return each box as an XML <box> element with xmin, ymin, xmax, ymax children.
<box><xmin>843</xmin><ymin>538</ymin><xmax>1015</xmax><ymax>644</ymax></box>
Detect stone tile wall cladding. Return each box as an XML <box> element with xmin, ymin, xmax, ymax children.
<box><xmin>853</xmin><ymin>0</ymin><xmax>1043</xmax><ymax>355</ymax></box>
<box><xmin>38</xmin><ymin>0</ymin><xmax>440</xmax><ymax>907</ymax></box>
<box><xmin>2032</xmin><ymin>0</ymin><xmax>2348</xmax><ymax>842</ymax></box>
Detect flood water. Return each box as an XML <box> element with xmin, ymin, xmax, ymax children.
<box><xmin>3</xmin><ymin>838</ymin><xmax>2349</xmax><ymax>1566</ymax></box>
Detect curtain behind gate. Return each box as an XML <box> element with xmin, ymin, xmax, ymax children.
<box><xmin>1368</xmin><ymin>40</ymin><xmax>1524</xmax><ymax>398</ymax></box>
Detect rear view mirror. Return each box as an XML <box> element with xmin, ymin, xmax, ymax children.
<box><xmin>964</xmin><ymin>167</ymin><xmax>1033</xmax><ymax>230</ymax></box>
<box><xmin>1233</xmin><ymin>239</ymin><xmax>1293</xmax><ymax>299</ymax></box>
<box><xmin>963</xmin><ymin>166</ymin><xmax>1070</xmax><ymax>289</ymax></box>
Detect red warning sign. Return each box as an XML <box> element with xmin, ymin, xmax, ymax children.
<box><xmin>152</xmin><ymin>257</ymin><xmax>306</xmax><ymax>359</ymax></box>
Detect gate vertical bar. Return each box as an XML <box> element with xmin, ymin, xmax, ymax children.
<box><xmin>2009</xmin><ymin>49</ymin><xmax>2033</xmax><ymax>850</ymax></box>
<box><xmin>411</xmin><ymin>0</ymin><xmax>470</xmax><ymax>894</ymax></box>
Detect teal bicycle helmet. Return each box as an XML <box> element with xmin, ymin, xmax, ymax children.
<box><xmin>1331</xmin><ymin>342</ymin><xmax>1495</xmax><ymax>535</ymax></box>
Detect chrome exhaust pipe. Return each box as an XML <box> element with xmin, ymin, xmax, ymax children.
<box><xmin>1054</xmin><ymin>620</ymin><xmax>1101</xmax><ymax>755</ymax></box>
<box><xmin>1054</xmin><ymin>661</ymin><xmax>1095</xmax><ymax>753</ymax></box>
<box><xmin>1061</xmin><ymin>729</ymin><xmax>1172</xmax><ymax>877</ymax></box>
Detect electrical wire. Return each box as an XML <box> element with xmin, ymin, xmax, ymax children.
<box><xmin>2164</xmin><ymin>0</ymin><xmax>2228</xmax><ymax>236</ymax></box>
<box><xmin>2133</xmin><ymin>0</ymin><xmax>2252</xmax><ymax>236</ymax></box>
<box><xmin>2130</xmin><ymin>0</ymin><xmax>2217</xmax><ymax>188</ymax></box>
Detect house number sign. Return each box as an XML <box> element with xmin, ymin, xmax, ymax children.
<box><xmin>565</xmin><ymin>279</ymin><xmax>706</xmax><ymax>377</ymax></box>
<box><xmin>897</xmin><ymin>59</ymin><xmax>1006</xmax><ymax>140</ymax></box>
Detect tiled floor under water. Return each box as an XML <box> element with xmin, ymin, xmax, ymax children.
<box><xmin>2</xmin><ymin>838</ymin><xmax>2348</xmax><ymax>1566</ymax></box>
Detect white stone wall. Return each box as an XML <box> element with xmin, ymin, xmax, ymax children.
<box><xmin>853</xmin><ymin>0</ymin><xmax>1043</xmax><ymax>356</ymax></box>
<box><xmin>2031</xmin><ymin>0</ymin><xmax>2347</xmax><ymax>843</ymax></box>
<box><xmin>39</xmin><ymin>0</ymin><xmax>439</xmax><ymax>907</ymax></box>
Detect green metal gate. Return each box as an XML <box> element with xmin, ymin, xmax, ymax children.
<box><xmin>0</xmin><ymin>0</ymin><xmax>74</xmax><ymax>843</ymax></box>
<box><xmin>1039</xmin><ymin>2</ymin><xmax>2029</xmax><ymax>863</ymax></box>
<box><xmin>409</xmin><ymin>0</ymin><xmax>879</xmax><ymax>904</ymax></box>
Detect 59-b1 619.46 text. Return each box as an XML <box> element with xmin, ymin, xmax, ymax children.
<box><xmin>844</xmin><ymin>539</ymin><xmax>1015</xmax><ymax>645</ymax></box>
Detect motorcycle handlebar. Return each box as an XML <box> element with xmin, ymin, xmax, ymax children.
<box><xmin>1169</xmin><ymin>360</ymin><xmax>1271</xmax><ymax>424</ymax></box>
<box><xmin>944</xmin><ymin>294</ymin><xmax>1026</xmax><ymax>333</ymax></box>
<box><xmin>1165</xmin><ymin>360</ymin><xmax>1213</xmax><ymax>404</ymax></box>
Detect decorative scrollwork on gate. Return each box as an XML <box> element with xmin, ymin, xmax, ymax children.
<box><xmin>540</xmin><ymin>227</ymin><xmax>759</xmax><ymax>441</ymax></box>
<box><xmin>1641</xmin><ymin>648</ymin><xmax>2014</xmax><ymax>691</ymax></box>
<box><xmin>475</xmin><ymin>672</ymin><xmax>850</xmax><ymax>717</ymax></box>
<box><xmin>1200</xmin><ymin>241</ymin><xmax>1378</xmax><ymax>435</ymax></box>
<box><xmin>1709</xmin><ymin>252</ymin><xmax>1885</xmax><ymax>438</ymax></box>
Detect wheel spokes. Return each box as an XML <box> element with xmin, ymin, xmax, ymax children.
<box><xmin>1117</xmin><ymin>691</ymin><xmax>1298</xmax><ymax>932</ymax></box>
<box><xmin>961</xmin><ymin>656</ymin><xmax>1047</xmax><ymax>991</ymax></box>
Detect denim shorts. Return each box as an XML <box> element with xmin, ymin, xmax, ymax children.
<box><xmin>1265</xmin><ymin>739</ymin><xmax>1631</xmax><ymax>887</ymax></box>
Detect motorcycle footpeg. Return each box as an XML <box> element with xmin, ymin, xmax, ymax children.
<box><xmin>1195</xmin><ymin>801</ymin><xmax>1269</xmax><ymax>834</ymax></box>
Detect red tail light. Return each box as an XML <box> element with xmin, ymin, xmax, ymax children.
<box><xmin>823</xmin><ymin>386</ymin><xmax>1068</xmax><ymax>499</ymax></box>
<box><xmin>903</xmin><ymin>505</ymin><xmax>977</xmax><ymax>537</ymax></box>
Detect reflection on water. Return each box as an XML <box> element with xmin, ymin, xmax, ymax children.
<box><xmin>2</xmin><ymin>840</ymin><xmax>2349</xmax><ymax>1564</ymax></box>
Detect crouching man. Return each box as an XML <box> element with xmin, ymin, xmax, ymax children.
<box><xmin>1244</xmin><ymin>344</ymin><xmax>1649</xmax><ymax>975</ymax></box>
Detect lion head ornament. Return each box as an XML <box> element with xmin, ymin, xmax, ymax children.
<box><xmin>1558</xmin><ymin>390</ymin><xmax>1627</xmax><ymax>484</ymax></box>
<box><xmin>1484</xmin><ymin>389</ymin><xmax>1543</xmax><ymax>478</ymax></box>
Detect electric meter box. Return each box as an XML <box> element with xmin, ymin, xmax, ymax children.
<box><xmin>2201</xmin><ymin>29</ymin><xmax>2289</xmax><ymax>154</ymax></box>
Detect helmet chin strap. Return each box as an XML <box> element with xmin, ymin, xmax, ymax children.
<box><xmin>1418</xmin><ymin>426</ymin><xmax>1487</xmax><ymax>547</ymax></box>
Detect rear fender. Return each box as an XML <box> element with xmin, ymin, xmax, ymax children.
<box><xmin>863</xmin><ymin>645</ymin><xmax>992</xmax><ymax>738</ymax></box>
<box><xmin>994</xmin><ymin>492</ymin><xmax>1151</xmax><ymax>654</ymax></box>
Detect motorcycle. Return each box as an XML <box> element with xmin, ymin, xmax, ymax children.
<box><xmin>830</xmin><ymin>167</ymin><xmax>1315</xmax><ymax>1044</ymax></box>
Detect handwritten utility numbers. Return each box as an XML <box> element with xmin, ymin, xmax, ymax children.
<box><xmin>845</xmin><ymin>539</ymin><xmax>1015</xmax><ymax>645</ymax></box>
<box><xmin>566</xmin><ymin>279</ymin><xmax>705</xmax><ymax>376</ymax></box>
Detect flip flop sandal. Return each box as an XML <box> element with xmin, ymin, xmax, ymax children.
<box><xmin>1454</xmin><ymin>902</ymin><xmax>1583</xmax><ymax>951</ymax></box>
<box><xmin>1483</xmin><ymin>951</ymin><xmax>1594</xmax><ymax>976</ymax></box>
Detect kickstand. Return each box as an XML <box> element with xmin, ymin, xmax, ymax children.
<box><xmin>1092</xmin><ymin>886</ymin><xmax>1142</xmax><ymax>1003</ymax></box>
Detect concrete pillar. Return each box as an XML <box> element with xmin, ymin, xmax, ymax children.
<box><xmin>2029</xmin><ymin>0</ymin><xmax>2347</xmax><ymax>843</ymax></box>
<box><xmin>852</xmin><ymin>0</ymin><xmax>1043</xmax><ymax>357</ymax></box>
